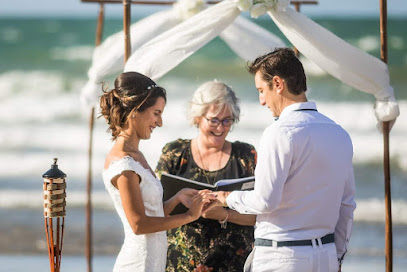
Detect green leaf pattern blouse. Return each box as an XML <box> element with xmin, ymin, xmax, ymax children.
<box><xmin>155</xmin><ymin>139</ymin><xmax>257</xmax><ymax>272</ymax></box>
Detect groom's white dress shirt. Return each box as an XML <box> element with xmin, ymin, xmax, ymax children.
<box><xmin>226</xmin><ymin>102</ymin><xmax>356</xmax><ymax>260</ymax></box>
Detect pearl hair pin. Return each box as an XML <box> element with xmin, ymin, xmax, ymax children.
<box><xmin>134</xmin><ymin>84</ymin><xmax>158</xmax><ymax>111</ymax></box>
<box><xmin>146</xmin><ymin>84</ymin><xmax>157</xmax><ymax>90</ymax></box>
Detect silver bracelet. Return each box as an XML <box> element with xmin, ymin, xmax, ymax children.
<box><xmin>219</xmin><ymin>209</ymin><xmax>230</xmax><ymax>229</ymax></box>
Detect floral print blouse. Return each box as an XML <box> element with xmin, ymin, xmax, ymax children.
<box><xmin>155</xmin><ymin>139</ymin><xmax>257</xmax><ymax>272</ymax></box>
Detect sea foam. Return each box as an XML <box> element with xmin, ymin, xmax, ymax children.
<box><xmin>50</xmin><ymin>45</ymin><xmax>94</xmax><ymax>61</ymax></box>
<box><xmin>0</xmin><ymin>188</ymin><xmax>405</xmax><ymax>225</ymax></box>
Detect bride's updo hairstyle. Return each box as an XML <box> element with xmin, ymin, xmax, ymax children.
<box><xmin>100</xmin><ymin>72</ymin><xmax>166</xmax><ymax>140</ymax></box>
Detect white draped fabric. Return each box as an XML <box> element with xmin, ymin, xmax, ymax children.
<box><xmin>124</xmin><ymin>0</ymin><xmax>285</xmax><ymax>81</ymax></box>
<box><xmin>80</xmin><ymin>10</ymin><xmax>181</xmax><ymax>109</ymax></box>
<box><xmin>220</xmin><ymin>16</ymin><xmax>285</xmax><ymax>61</ymax></box>
<box><xmin>123</xmin><ymin>1</ymin><xmax>241</xmax><ymax>77</ymax></box>
<box><xmin>80</xmin><ymin>0</ymin><xmax>285</xmax><ymax>110</ymax></box>
<box><xmin>266</xmin><ymin>6</ymin><xmax>399</xmax><ymax>124</ymax></box>
<box><xmin>124</xmin><ymin>0</ymin><xmax>399</xmax><ymax>129</ymax></box>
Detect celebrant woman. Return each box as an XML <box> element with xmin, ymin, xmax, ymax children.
<box><xmin>155</xmin><ymin>80</ymin><xmax>257</xmax><ymax>272</ymax></box>
<box><xmin>100</xmin><ymin>72</ymin><xmax>214</xmax><ymax>272</ymax></box>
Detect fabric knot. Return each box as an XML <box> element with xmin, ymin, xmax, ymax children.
<box><xmin>235</xmin><ymin>0</ymin><xmax>289</xmax><ymax>18</ymax></box>
<box><xmin>234</xmin><ymin>0</ymin><xmax>253</xmax><ymax>12</ymax></box>
<box><xmin>173</xmin><ymin>0</ymin><xmax>206</xmax><ymax>21</ymax></box>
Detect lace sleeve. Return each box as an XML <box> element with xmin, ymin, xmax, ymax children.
<box><xmin>104</xmin><ymin>156</ymin><xmax>151</xmax><ymax>186</ymax></box>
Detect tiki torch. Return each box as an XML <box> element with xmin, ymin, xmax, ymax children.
<box><xmin>42</xmin><ymin>158</ymin><xmax>67</xmax><ymax>272</ymax></box>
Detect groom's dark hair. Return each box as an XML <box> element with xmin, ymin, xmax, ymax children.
<box><xmin>248</xmin><ymin>48</ymin><xmax>307</xmax><ymax>95</ymax></box>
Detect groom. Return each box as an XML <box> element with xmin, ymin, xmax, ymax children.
<box><xmin>206</xmin><ymin>48</ymin><xmax>356</xmax><ymax>272</ymax></box>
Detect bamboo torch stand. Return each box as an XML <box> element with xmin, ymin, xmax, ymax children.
<box><xmin>43</xmin><ymin>158</ymin><xmax>67</xmax><ymax>272</ymax></box>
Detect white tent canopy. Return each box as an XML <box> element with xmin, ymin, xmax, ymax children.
<box><xmin>123</xmin><ymin>0</ymin><xmax>399</xmax><ymax>129</ymax></box>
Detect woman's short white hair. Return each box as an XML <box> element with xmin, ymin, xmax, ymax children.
<box><xmin>187</xmin><ymin>80</ymin><xmax>240</xmax><ymax>127</ymax></box>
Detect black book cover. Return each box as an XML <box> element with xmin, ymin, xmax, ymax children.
<box><xmin>161</xmin><ymin>173</ymin><xmax>254</xmax><ymax>215</ymax></box>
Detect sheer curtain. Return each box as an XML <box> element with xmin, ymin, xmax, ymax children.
<box><xmin>80</xmin><ymin>0</ymin><xmax>285</xmax><ymax>110</ymax></box>
<box><xmin>80</xmin><ymin>10</ymin><xmax>181</xmax><ymax>110</ymax></box>
<box><xmin>82</xmin><ymin>0</ymin><xmax>398</xmax><ymax>127</ymax></box>
<box><xmin>124</xmin><ymin>0</ymin><xmax>399</xmax><ymax>127</ymax></box>
<box><xmin>267</xmin><ymin>5</ymin><xmax>399</xmax><ymax>124</ymax></box>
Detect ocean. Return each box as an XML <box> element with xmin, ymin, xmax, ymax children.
<box><xmin>0</xmin><ymin>14</ymin><xmax>406</xmax><ymax>271</ymax></box>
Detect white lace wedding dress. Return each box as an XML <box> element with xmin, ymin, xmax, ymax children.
<box><xmin>103</xmin><ymin>156</ymin><xmax>168</xmax><ymax>272</ymax></box>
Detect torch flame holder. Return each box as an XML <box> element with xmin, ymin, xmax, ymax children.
<box><xmin>43</xmin><ymin>177</ymin><xmax>66</xmax><ymax>272</ymax></box>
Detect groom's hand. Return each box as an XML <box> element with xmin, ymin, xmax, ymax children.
<box><xmin>202</xmin><ymin>191</ymin><xmax>231</xmax><ymax>212</ymax></box>
<box><xmin>216</xmin><ymin>191</ymin><xmax>231</xmax><ymax>206</ymax></box>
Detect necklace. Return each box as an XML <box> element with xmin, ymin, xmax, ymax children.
<box><xmin>196</xmin><ymin>139</ymin><xmax>225</xmax><ymax>185</ymax></box>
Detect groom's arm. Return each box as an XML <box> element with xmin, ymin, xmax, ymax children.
<box><xmin>226</xmin><ymin>126</ymin><xmax>292</xmax><ymax>214</ymax></box>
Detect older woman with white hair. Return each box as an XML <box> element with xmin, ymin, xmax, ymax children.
<box><xmin>156</xmin><ymin>80</ymin><xmax>257</xmax><ymax>272</ymax></box>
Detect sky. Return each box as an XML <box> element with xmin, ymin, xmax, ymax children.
<box><xmin>1</xmin><ymin>0</ymin><xmax>406</xmax><ymax>18</ymax></box>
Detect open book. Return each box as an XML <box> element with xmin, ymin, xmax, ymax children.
<box><xmin>161</xmin><ymin>173</ymin><xmax>255</xmax><ymax>215</ymax></box>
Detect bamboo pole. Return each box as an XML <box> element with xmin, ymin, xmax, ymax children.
<box><xmin>293</xmin><ymin>3</ymin><xmax>301</xmax><ymax>57</ymax></box>
<box><xmin>60</xmin><ymin>217</ymin><xmax>65</xmax><ymax>269</ymax></box>
<box><xmin>291</xmin><ymin>0</ymin><xmax>318</xmax><ymax>4</ymax></box>
<box><xmin>56</xmin><ymin>217</ymin><xmax>60</xmax><ymax>271</ymax></box>
<box><xmin>82</xmin><ymin>0</ymin><xmax>317</xmax><ymax>6</ymax></box>
<box><xmin>96</xmin><ymin>4</ymin><xmax>105</xmax><ymax>46</ymax></box>
<box><xmin>123</xmin><ymin>0</ymin><xmax>132</xmax><ymax>62</ymax></box>
<box><xmin>82</xmin><ymin>0</ymin><xmax>220</xmax><ymax>5</ymax></box>
<box><xmin>45</xmin><ymin>218</ymin><xmax>53</xmax><ymax>272</ymax></box>
<box><xmin>379</xmin><ymin>1</ymin><xmax>393</xmax><ymax>271</ymax></box>
<box><xmin>293</xmin><ymin>1</ymin><xmax>318</xmax><ymax>58</ymax></box>
<box><xmin>49</xmin><ymin>218</ymin><xmax>55</xmax><ymax>271</ymax></box>
<box><xmin>85</xmin><ymin>4</ymin><xmax>105</xmax><ymax>272</ymax></box>
<box><xmin>85</xmin><ymin>107</ymin><xmax>94</xmax><ymax>272</ymax></box>
<box><xmin>291</xmin><ymin>1</ymin><xmax>318</xmax><ymax>58</ymax></box>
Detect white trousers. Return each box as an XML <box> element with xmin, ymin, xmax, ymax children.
<box><xmin>244</xmin><ymin>241</ymin><xmax>339</xmax><ymax>272</ymax></box>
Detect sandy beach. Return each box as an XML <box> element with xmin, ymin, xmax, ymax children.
<box><xmin>1</xmin><ymin>252</ymin><xmax>407</xmax><ymax>272</ymax></box>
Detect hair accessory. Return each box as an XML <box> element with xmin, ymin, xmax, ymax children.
<box><xmin>146</xmin><ymin>84</ymin><xmax>158</xmax><ymax>90</ymax></box>
<box><xmin>135</xmin><ymin>84</ymin><xmax>157</xmax><ymax>111</ymax></box>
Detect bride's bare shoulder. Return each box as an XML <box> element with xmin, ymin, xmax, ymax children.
<box><xmin>104</xmin><ymin>148</ymin><xmax>129</xmax><ymax>170</ymax></box>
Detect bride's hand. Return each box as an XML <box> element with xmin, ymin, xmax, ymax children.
<box><xmin>187</xmin><ymin>190</ymin><xmax>216</xmax><ymax>220</ymax></box>
<box><xmin>176</xmin><ymin>188</ymin><xmax>198</xmax><ymax>208</ymax></box>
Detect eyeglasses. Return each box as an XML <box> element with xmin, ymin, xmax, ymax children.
<box><xmin>204</xmin><ymin>117</ymin><xmax>235</xmax><ymax>127</ymax></box>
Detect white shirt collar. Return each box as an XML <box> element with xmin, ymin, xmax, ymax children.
<box><xmin>279</xmin><ymin>102</ymin><xmax>317</xmax><ymax>120</ymax></box>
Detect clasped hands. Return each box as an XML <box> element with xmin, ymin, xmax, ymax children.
<box><xmin>177</xmin><ymin>188</ymin><xmax>231</xmax><ymax>218</ymax></box>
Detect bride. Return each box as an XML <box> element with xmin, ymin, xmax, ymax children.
<box><xmin>99</xmin><ymin>72</ymin><xmax>213</xmax><ymax>271</ymax></box>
